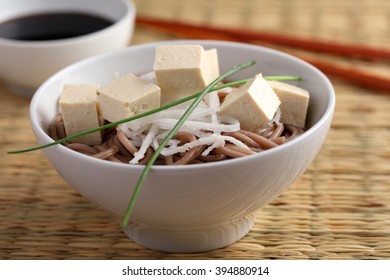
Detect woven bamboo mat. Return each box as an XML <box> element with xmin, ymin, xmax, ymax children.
<box><xmin>1</xmin><ymin>0</ymin><xmax>389</xmax><ymax>259</ymax></box>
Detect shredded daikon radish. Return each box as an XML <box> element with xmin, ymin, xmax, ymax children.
<box><xmin>154</xmin><ymin>118</ymin><xmax>239</xmax><ymax>134</ymax></box>
<box><xmin>217</xmin><ymin>87</ymin><xmax>234</xmax><ymax>94</ymax></box>
<box><xmin>161</xmin><ymin>134</ymin><xmax>249</xmax><ymax>156</ymax></box>
<box><xmin>272</xmin><ymin>107</ymin><xmax>282</xmax><ymax>124</ymax></box>
<box><xmin>121</xmin><ymin>124</ymin><xmax>152</xmax><ymax>141</ymax></box>
<box><xmin>130</xmin><ymin>124</ymin><xmax>159</xmax><ymax>164</ymax></box>
<box><xmin>157</xmin><ymin>107</ymin><xmax>216</xmax><ymax>120</ymax></box>
<box><xmin>118</xmin><ymin>106</ymin><xmax>215</xmax><ymax>134</ymax></box>
<box><xmin>202</xmin><ymin>142</ymin><xmax>223</xmax><ymax>156</ymax></box>
<box><xmin>139</xmin><ymin>71</ymin><xmax>156</xmax><ymax>84</ymax></box>
<box><xmin>116</xmin><ymin>87</ymin><xmax>259</xmax><ymax>164</ymax></box>
<box><xmin>205</xmin><ymin>90</ymin><xmax>220</xmax><ymax>124</ymax></box>
<box><xmin>152</xmin><ymin>136</ymin><xmax>180</xmax><ymax>151</ymax></box>
<box><xmin>160</xmin><ymin>134</ymin><xmax>250</xmax><ymax>156</ymax></box>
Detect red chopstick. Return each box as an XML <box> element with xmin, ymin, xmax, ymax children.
<box><xmin>136</xmin><ymin>16</ymin><xmax>390</xmax><ymax>61</ymax></box>
<box><xmin>296</xmin><ymin>56</ymin><xmax>390</xmax><ymax>92</ymax></box>
<box><xmin>136</xmin><ymin>16</ymin><xmax>390</xmax><ymax>93</ymax></box>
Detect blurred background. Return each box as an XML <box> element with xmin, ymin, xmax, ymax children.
<box><xmin>133</xmin><ymin>0</ymin><xmax>390</xmax><ymax>90</ymax></box>
<box><xmin>133</xmin><ymin>0</ymin><xmax>389</xmax><ymax>46</ymax></box>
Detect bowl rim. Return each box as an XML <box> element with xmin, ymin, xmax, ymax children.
<box><xmin>0</xmin><ymin>0</ymin><xmax>135</xmax><ymax>47</ymax></box>
<box><xmin>30</xmin><ymin>39</ymin><xmax>336</xmax><ymax>171</ymax></box>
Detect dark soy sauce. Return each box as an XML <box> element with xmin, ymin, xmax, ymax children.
<box><xmin>0</xmin><ymin>12</ymin><xmax>114</xmax><ymax>41</ymax></box>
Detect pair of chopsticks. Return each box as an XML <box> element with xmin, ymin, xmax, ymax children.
<box><xmin>136</xmin><ymin>16</ymin><xmax>390</xmax><ymax>93</ymax></box>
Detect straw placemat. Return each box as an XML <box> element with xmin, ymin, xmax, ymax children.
<box><xmin>1</xmin><ymin>0</ymin><xmax>389</xmax><ymax>259</ymax></box>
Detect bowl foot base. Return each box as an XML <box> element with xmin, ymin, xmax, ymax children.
<box><xmin>124</xmin><ymin>213</ymin><xmax>256</xmax><ymax>253</ymax></box>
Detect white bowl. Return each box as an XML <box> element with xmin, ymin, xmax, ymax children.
<box><xmin>30</xmin><ymin>40</ymin><xmax>335</xmax><ymax>253</ymax></box>
<box><xmin>0</xmin><ymin>0</ymin><xmax>135</xmax><ymax>96</ymax></box>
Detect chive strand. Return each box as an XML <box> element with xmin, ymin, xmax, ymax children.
<box><xmin>6</xmin><ymin>82</ymin><xmax>241</xmax><ymax>154</ymax></box>
<box><xmin>120</xmin><ymin>60</ymin><xmax>256</xmax><ymax>229</ymax></box>
<box><xmin>263</xmin><ymin>76</ymin><xmax>301</xmax><ymax>81</ymax></box>
<box><xmin>7</xmin><ymin>75</ymin><xmax>299</xmax><ymax>155</ymax></box>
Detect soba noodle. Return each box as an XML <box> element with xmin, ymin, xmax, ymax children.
<box><xmin>49</xmin><ymin>82</ymin><xmax>306</xmax><ymax>165</ymax></box>
<box><xmin>48</xmin><ymin>111</ymin><xmax>304</xmax><ymax>165</ymax></box>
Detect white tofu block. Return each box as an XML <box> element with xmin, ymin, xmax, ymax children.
<box><xmin>268</xmin><ymin>80</ymin><xmax>310</xmax><ymax>128</ymax></box>
<box><xmin>153</xmin><ymin>45</ymin><xmax>219</xmax><ymax>103</ymax></box>
<box><xmin>218</xmin><ymin>74</ymin><xmax>281</xmax><ymax>131</ymax></box>
<box><xmin>97</xmin><ymin>73</ymin><xmax>161</xmax><ymax>123</ymax></box>
<box><xmin>205</xmin><ymin>48</ymin><xmax>220</xmax><ymax>81</ymax></box>
<box><xmin>59</xmin><ymin>84</ymin><xmax>101</xmax><ymax>145</ymax></box>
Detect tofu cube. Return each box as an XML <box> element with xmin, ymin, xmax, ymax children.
<box><xmin>97</xmin><ymin>73</ymin><xmax>161</xmax><ymax>123</ymax></box>
<box><xmin>205</xmin><ymin>48</ymin><xmax>220</xmax><ymax>81</ymax></box>
<box><xmin>153</xmin><ymin>45</ymin><xmax>219</xmax><ymax>103</ymax></box>
<box><xmin>218</xmin><ymin>75</ymin><xmax>281</xmax><ymax>131</ymax></box>
<box><xmin>59</xmin><ymin>84</ymin><xmax>102</xmax><ymax>145</ymax></box>
<box><xmin>268</xmin><ymin>81</ymin><xmax>310</xmax><ymax>128</ymax></box>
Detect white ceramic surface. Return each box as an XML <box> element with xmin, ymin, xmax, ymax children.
<box><xmin>30</xmin><ymin>40</ymin><xmax>335</xmax><ymax>253</ymax></box>
<box><xmin>0</xmin><ymin>0</ymin><xmax>135</xmax><ymax>96</ymax></box>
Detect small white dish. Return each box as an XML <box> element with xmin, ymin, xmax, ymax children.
<box><xmin>30</xmin><ymin>40</ymin><xmax>335</xmax><ymax>253</ymax></box>
<box><xmin>0</xmin><ymin>0</ymin><xmax>136</xmax><ymax>96</ymax></box>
